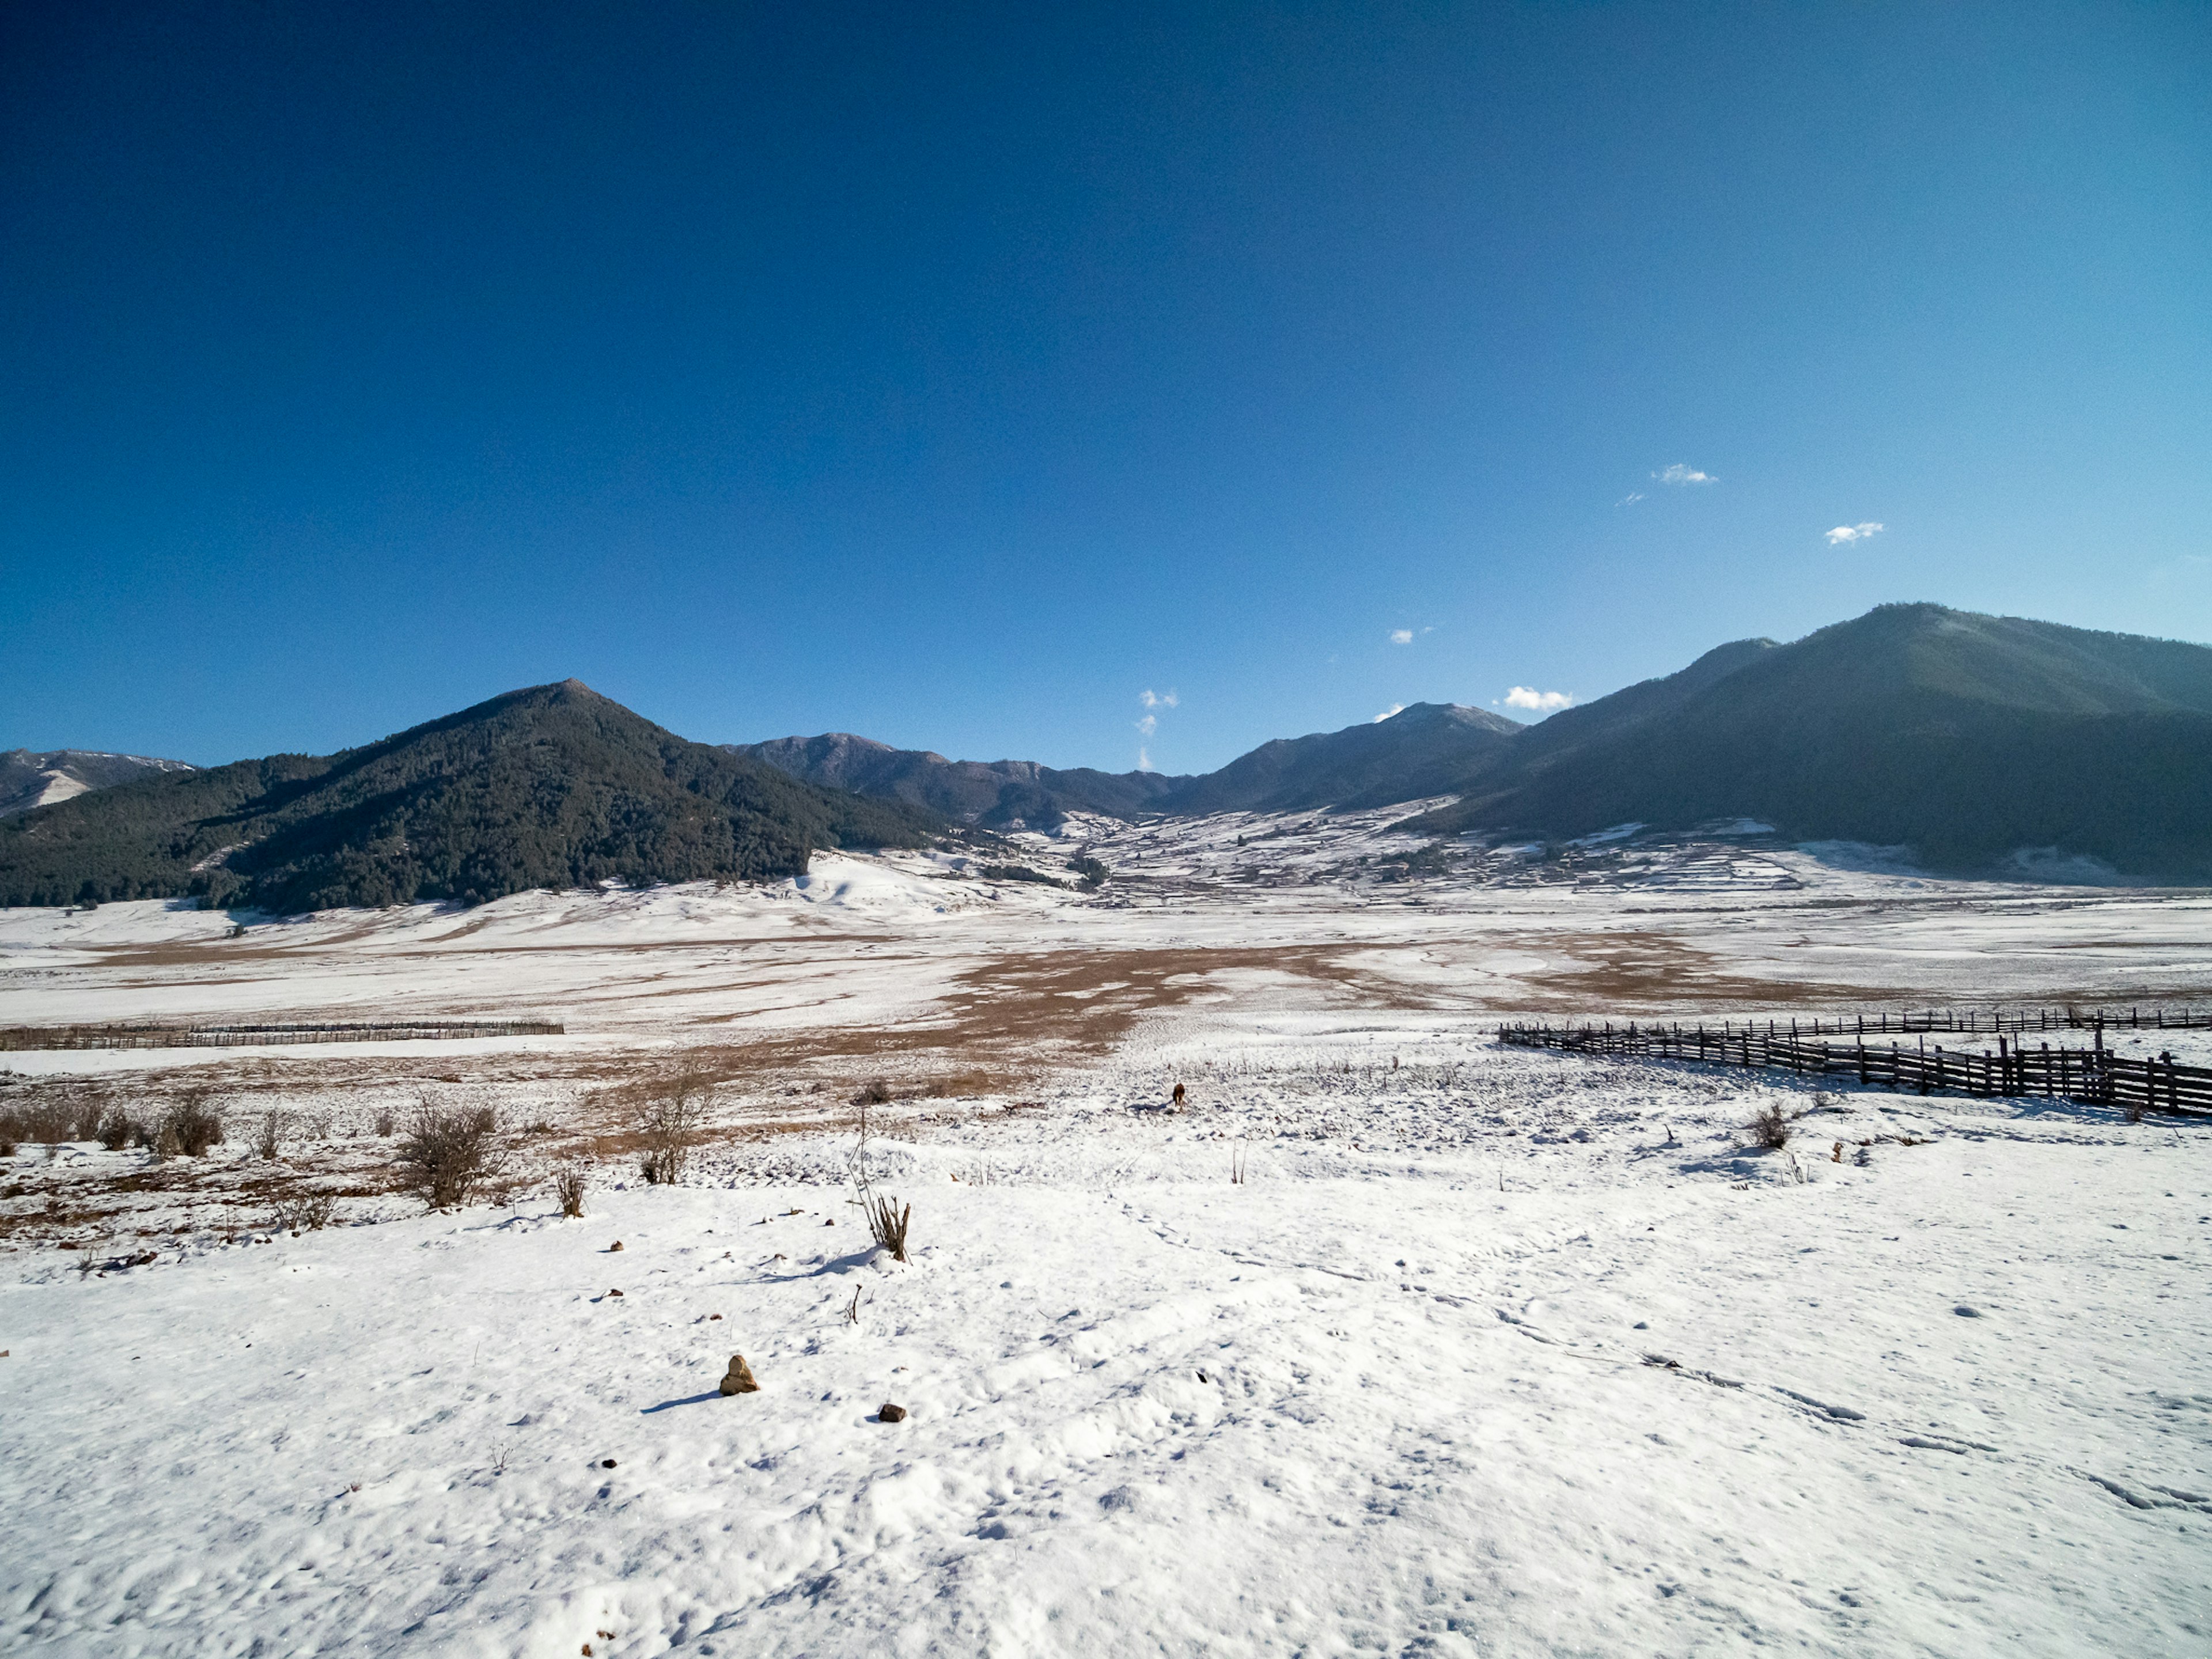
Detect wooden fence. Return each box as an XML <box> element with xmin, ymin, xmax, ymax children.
<box><xmin>1692</xmin><ymin>1006</ymin><xmax>2212</xmax><ymax>1037</ymax></box>
<box><xmin>1498</xmin><ymin>1018</ymin><xmax>2212</xmax><ymax>1118</ymax></box>
<box><xmin>0</xmin><ymin>1018</ymin><xmax>565</xmax><ymax>1052</ymax></box>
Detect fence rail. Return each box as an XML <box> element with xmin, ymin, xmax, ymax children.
<box><xmin>0</xmin><ymin>1018</ymin><xmax>565</xmax><ymax>1052</ymax></box>
<box><xmin>1692</xmin><ymin>1006</ymin><xmax>2212</xmax><ymax>1036</ymax></box>
<box><xmin>1498</xmin><ymin>1017</ymin><xmax>2212</xmax><ymax>1118</ymax></box>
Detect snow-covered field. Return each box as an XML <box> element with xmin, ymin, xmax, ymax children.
<box><xmin>4</xmin><ymin>820</ymin><xmax>2210</xmax><ymax>1655</ymax></box>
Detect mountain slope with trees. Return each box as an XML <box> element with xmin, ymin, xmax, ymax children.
<box><xmin>740</xmin><ymin>702</ymin><xmax>1521</xmax><ymax>825</ymax></box>
<box><xmin>0</xmin><ymin>681</ymin><xmax>935</xmax><ymax>912</ymax></box>
<box><xmin>1402</xmin><ymin>604</ymin><xmax>2212</xmax><ymax>878</ymax></box>
<box><xmin>728</xmin><ymin>734</ymin><xmax>1183</xmax><ymax>827</ymax></box>
<box><xmin>1154</xmin><ymin>702</ymin><xmax>1521</xmax><ymax>816</ymax></box>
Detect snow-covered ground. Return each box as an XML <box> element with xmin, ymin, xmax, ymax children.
<box><xmin>4</xmin><ymin>822</ymin><xmax>2210</xmax><ymax>1654</ymax></box>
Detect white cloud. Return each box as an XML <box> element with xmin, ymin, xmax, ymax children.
<box><xmin>1389</xmin><ymin>628</ymin><xmax>1413</xmax><ymax>645</ymax></box>
<box><xmin>1825</xmin><ymin>521</ymin><xmax>1885</xmax><ymax>546</ymax></box>
<box><xmin>1373</xmin><ymin>703</ymin><xmax>1404</xmax><ymax>723</ymax></box>
<box><xmin>1137</xmin><ymin>746</ymin><xmax>1153</xmax><ymax>772</ymax></box>
<box><xmin>1619</xmin><ymin>491</ymin><xmax>1646</xmax><ymax>506</ymax></box>
<box><xmin>1135</xmin><ymin>713</ymin><xmax>1157</xmax><ymax>738</ymax></box>
<box><xmin>1655</xmin><ymin>464</ymin><xmax>1715</xmax><ymax>486</ymax></box>
<box><xmin>1502</xmin><ymin>685</ymin><xmax>1574</xmax><ymax>711</ymax></box>
<box><xmin>1139</xmin><ymin>688</ymin><xmax>1178</xmax><ymax>709</ymax></box>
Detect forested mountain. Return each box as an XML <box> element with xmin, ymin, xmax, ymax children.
<box><xmin>14</xmin><ymin>606</ymin><xmax>2211</xmax><ymax>909</ymax></box>
<box><xmin>1154</xmin><ymin>702</ymin><xmax>1520</xmax><ymax>816</ymax></box>
<box><xmin>745</xmin><ymin>605</ymin><xmax>2212</xmax><ymax>880</ymax></box>
<box><xmin>729</xmin><ymin>733</ymin><xmax>1182</xmax><ymax>827</ymax></box>
<box><xmin>740</xmin><ymin>702</ymin><xmax>1520</xmax><ymax>825</ymax></box>
<box><xmin>0</xmin><ymin>681</ymin><xmax>935</xmax><ymax>912</ymax></box>
<box><xmin>1402</xmin><ymin>604</ymin><xmax>2212</xmax><ymax>878</ymax></box>
<box><xmin>0</xmin><ymin>749</ymin><xmax>197</xmax><ymax>819</ymax></box>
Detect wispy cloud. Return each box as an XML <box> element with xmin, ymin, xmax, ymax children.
<box><xmin>1373</xmin><ymin>703</ymin><xmax>1404</xmax><ymax>723</ymax></box>
<box><xmin>1137</xmin><ymin>688</ymin><xmax>1176</xmax><ymax>768</ymax></box>
<box><xmin>1389</xmin><ymin>628</ymin><xmax>1413</xmax><ymax>645</ymax></box>
<box><xmin>1655</xmin><ymin>464</ymin><xmax>1715</xmax><ymax>486</ymax></box>
<box><xmin>1618</xmin><ymin>491</ymin><xmax>1646</xmax><ymax>506</ymax></box>
<box><xmin>1825</xmin><ymin>521</ymin><xmax>1885</xmax><ymax>546</ymax></box>
<box><xmin>1501</xmin><ymin>685</ymin><xmax>1574</xmax><ymax>711</ymax></box>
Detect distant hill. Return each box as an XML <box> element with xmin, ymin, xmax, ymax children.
<box><xmin>728</xmin><ymin>733</ymin><xmax>1183</xmax><ymax>827</ymax></box>
<box><xmin>740</xmin><ymin>701</ymin><xmax>1522</xmax><ymax>827</ymax></box>
<box><xmin>0</xmin><ymin>749</ymin><xmax>196</xmax><ymax>819</ymax></box>
<box><xmin>0</xmin><ymin>681</ymin><xmax>935</xmax><ymax>912</ymax></box>
<box><xmin>1154</xmin><ymin>702</ymin><xmax>1521</xmax><ymax>816</ymax></box>
<box><xmin>1402</xmin><ymin>604</ymin><xmax>2212</xmax><ymax>879</ymax></box>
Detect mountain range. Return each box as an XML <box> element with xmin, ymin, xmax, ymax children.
<box><xmin>726</xmin><ymin>700</ymin><xmax>1520</xmax><ymax>826</ymax></box>
<box><xmin>1397</xmin><ymin>604</ymin><xmax>2212</xmax><ymax>876</ymax></box>
<box><xmin>741</xmin><ymin>604</ymin><xmax>2212</xmax><ymax>880</ymax></box>
<box><xmin>9</xmin><ymin>603</ymin><xmax>2212</xmax><ymax>907</ymax></box>
<box><xmin>0</xmin><ymin>681</ymin><xmax>931</xmax><ymax>911</ymax></box>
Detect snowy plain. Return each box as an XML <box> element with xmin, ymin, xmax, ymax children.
<box><xmin>3</xmin><ymin>814</ymin><xmax>2210</xmax><ymax>1656</ymax></box>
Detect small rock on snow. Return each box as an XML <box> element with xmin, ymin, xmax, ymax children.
<box><xmin>878</xmin><ymin>1403</ymin><xmax>907</xmax><ymax>1423</ymax></box>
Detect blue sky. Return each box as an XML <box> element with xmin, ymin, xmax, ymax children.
<box><xmin>4</xmin><ymin>2</ymin><xmax>2207</xmax><ymax>775</ymax></box>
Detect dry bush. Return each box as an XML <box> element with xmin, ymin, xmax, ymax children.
<box><xmin>848</xmin><ymin>1098</ymin><xmax>911</xmax><ymax>1262</ymax></box>
<box><xmin>0</xmin><ymin>1116</ymin><xmax>16</xmax><ymax>1158</ymax></box>
<box><xmin>863</xmin><ymin>1192</ymin><xmax>911</xmax><ymax>1262</ymax></box>
<box><xmin>271</xmin><ymin>1188</ymin><xmax>338</xmax><ymax>1231</ymax></box>
<box><xmin>163</xmin><ymin>1093</ymin><xmax>225</xmax><ymax>1157</ymax></box>
<box><xmin>554</xmin><ymin>1164</ymin><xmax>588</xmax><ymax>1218</ymax></box>
<box><xmin>255</xmin><ymin>1110</ymin><xmax>285</xmax><ymax>1160</ymax></box>
<box><xmin>373</xmin><ymin>1107</ymin><xmax>396</xmax><ymax>1137</ymax></box>
<box><xmin>396</xmin><ymin>1098</ymin><xmax>503</xmax><ymax>1209</ymax></box>
<box><xmin>14</xmin><ymin>1099</ymin><xmax>76</xmax><ymax>1146</ymax></box>
<box><xmin>1747</xmin><ymin>1101</ymin><xmax>1791</xmax><ymax>1150</ymax></box>
<box><xmin>96</xmin><ymin>1108</ymin><xmax>139</xmax><ymax>1152</ymax></box>
<box><xmin>637</xmin><ymin>1067</ymin><xmax>713</xmax><ymax>1185</ymax></box>
<box><xmin>851</xmin><ymin>1078</ymin><xmax>893</xmax><ymax>1107</ymax></box>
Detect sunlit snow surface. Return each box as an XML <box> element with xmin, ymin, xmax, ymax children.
<box><xmin>3</xmin><ymin>814</ymin><xmax>2209</xmax><ymax>1656</ymax></box>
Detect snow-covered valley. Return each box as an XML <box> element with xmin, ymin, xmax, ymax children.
<box><xmin>3</xmin><ymin>819</ymin><xmax>2209</xmax><ymax>1656</ymax></box>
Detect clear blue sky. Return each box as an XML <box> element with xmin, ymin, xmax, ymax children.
<box><xmin>5</xmin><ymin>2</ymin><xmax>2207</xmax><ymax>775</ymax></box>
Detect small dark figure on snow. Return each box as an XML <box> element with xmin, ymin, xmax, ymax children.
<box><xmin>1172</xmin><ymin>1083</ymin><xmax>1186</xmax><ymax>1108</ymax></box>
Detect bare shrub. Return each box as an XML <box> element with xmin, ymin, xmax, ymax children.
<box><xmin>851</xmin><ymin>1078</ymin><xmax>893</xmax><ymax>1107</ymax></box>
<box><xmin>554</xmin><ymin>1164</ymin><xmax>588</xmax><ymax>1218</ymax></box>
<box><xmin>16</xmin><ymin>1099</ymin><xmax>74</xmax><ymax>1147</ymax></box>
<box><xmin>849</xmin><ymin>1099</ymin><xmax>911</xmax><ymax>1262</ymax></box>
<box><xmin>863</xmin><ymin>1192</ymin><xmax>911</xmax><ymax>1262</ymax></box>
<box><xmin>163</xmin><ymin>1093</ymin><xmax>225</xmax><ymax>1157</ymax></box>
<box><xmin>97</xmin><ymin>1108</ymin><xmax>139</xmax><ymax>1152</ymax></box>
<box><xmin>271</xmin><ymin>1188</ymin><xmax>338</xmax><ymax>1231</ymax></box>
<box><xmin>396</xmin><ymin>1099</ymin><xmax>503</xmax><ymax>1210</ymax></box>
<box><xmin>1747</xmin><ymin>1101</ymin><xmax>1791</xmax><ymax>1150</ymax></box>
<box><xmin>637</xmin><ymin>1067</ymin><xmax>713</xmax><ymax>1185</ymax></box>
<box><xmin>0</xmin><ymin>1116</ymin><xmax>16</xmax><ymax>1158</ymax></box>
<box><xmin>255</xmin><ymin>1110</ymin><xmax>285</xmax><ymax>1160</ymax></box>
<box><xmin>373</xmin><ymin>1107</ymin><xmax>395</xmax><ymax>1137</ymax></box>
